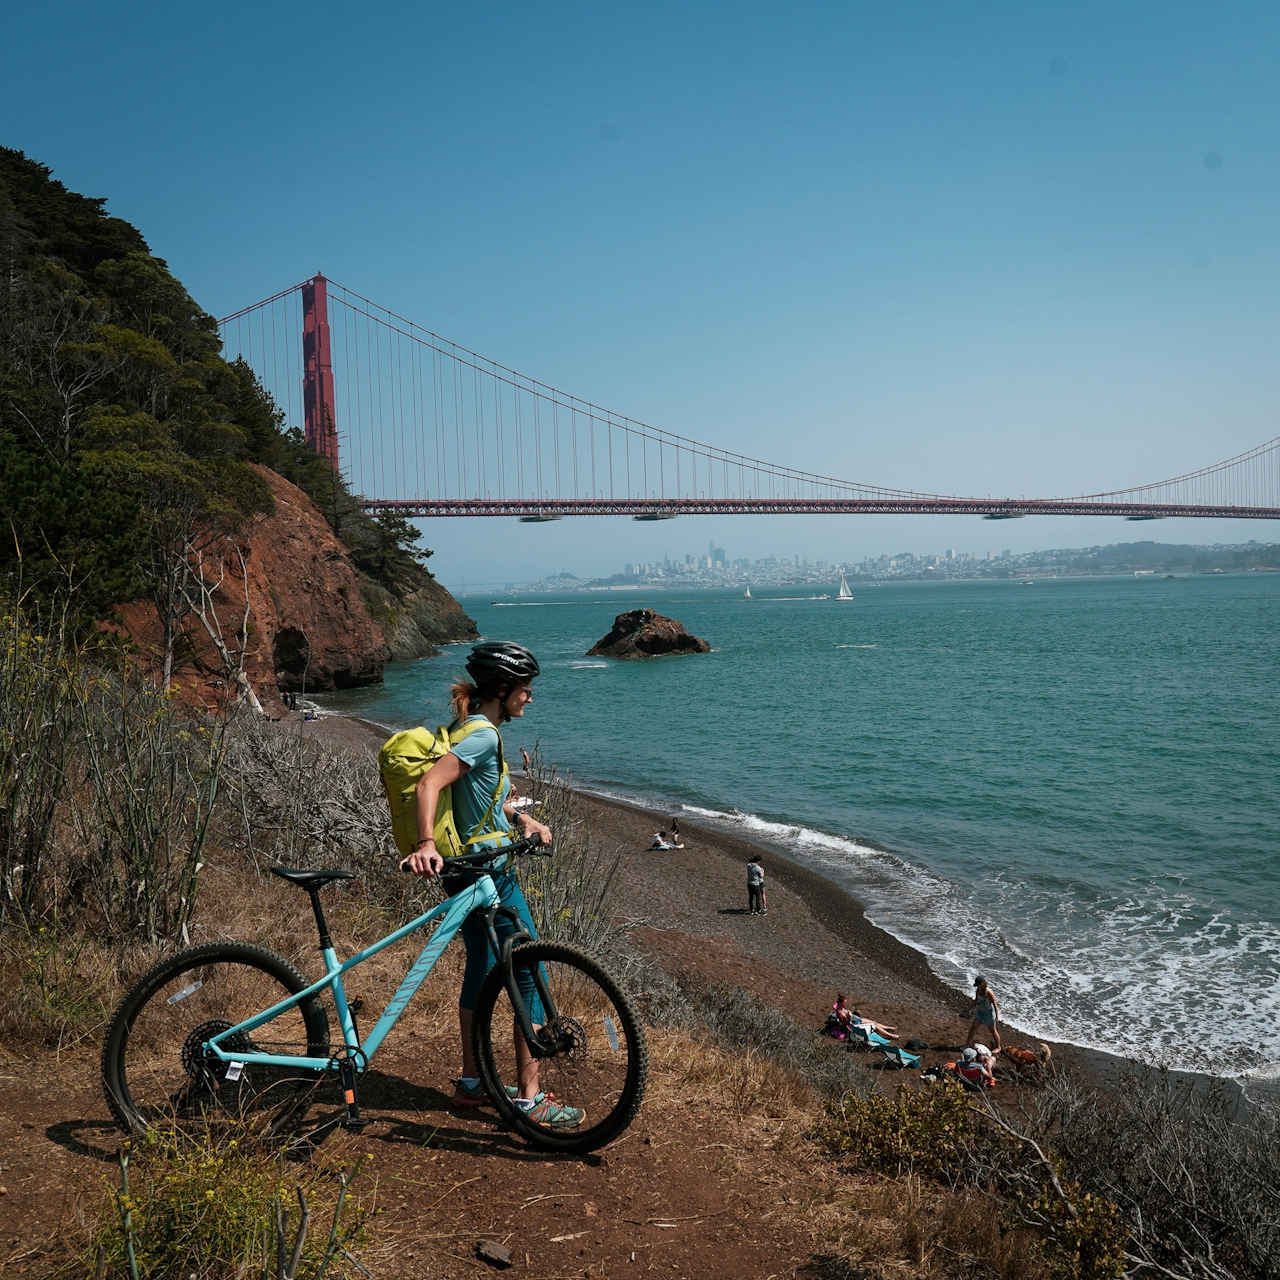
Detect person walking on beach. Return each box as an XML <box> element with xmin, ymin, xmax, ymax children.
<box><xmin>965</xmin><ymin>975</ymin><xmax>1001</xmax><ymax>1050</ymax></box>
<box><xmin>747</xmin><ymin>856</ymin><xmax>766</xmax><ymax>915</ymax></box>
<box><xmin>402</xmin><ymin>642</ymin><xmax>584</xmax><ymax>1129</ymax></box>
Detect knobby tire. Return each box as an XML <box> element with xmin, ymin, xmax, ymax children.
<box><xmin>102</xmin><ymin>942</ymin><xmax>331</xmax><ymax>1136</ymax></box>
<box><xmin>472</xmin><ymin>941</ymin><xmax>648</xmax><ymax>1154</ymax></box>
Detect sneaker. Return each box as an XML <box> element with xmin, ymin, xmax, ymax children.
<box><xmin>524</xmin><ymin>1096</ymin><xmax>587</xmax><ymax>1129</ymax></box>
<box><xmin>506</xmin><ymin>1086</ymin><xmax>546</xmax><ymax>1104</ymax></box>
<box><xmin>451</xmin><ymin>1078</ymin><xmax>487</xmax><ymax>1108</ymax></box>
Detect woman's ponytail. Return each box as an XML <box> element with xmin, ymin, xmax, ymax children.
<box><xmin>450</xmin><ymin>680</ymin><xmax>479</xmax><ymax>724</ymax></box>
<box><xmin>451</xmin><ymin>677</ymin><xmax>517</xmax><ymax>723</ymax></box>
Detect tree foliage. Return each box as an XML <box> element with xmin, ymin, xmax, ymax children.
<box><xmin>0</xmin><ymin>147</ymin><xmax>429</xmax><ymax>642</ymax></box>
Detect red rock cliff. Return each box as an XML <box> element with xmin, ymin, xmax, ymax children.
<box><xmin>114</xmin><ymin>467</ymin><xmax>388</xmax><ymax>714</ymax></box>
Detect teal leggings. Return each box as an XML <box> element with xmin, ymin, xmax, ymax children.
<box><xmin>459</xmin><ymin>869</ymin><xmax>544</xmax><ymax>1022</ymax></box>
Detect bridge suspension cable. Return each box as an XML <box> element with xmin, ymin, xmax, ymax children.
<box><xmin>218</xmin><ymin>276</ymin><xmax>1280</xmax><ymax>520</ymax></box>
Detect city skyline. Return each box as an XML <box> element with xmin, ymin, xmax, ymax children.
<box><xmin>434</xmin><ymin>537</ymin><xmax>1275</xmax><ymax>592</ymax></box>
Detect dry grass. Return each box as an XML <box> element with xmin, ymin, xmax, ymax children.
<box><xmin>640</xmin><ymin>1021</ymin><xmax>1049</xmax><ymax>1280</ymax></box>
<box><xmin>803</xmin><ymin>1175</ymin><xmax>1050</xmax><ymax>1280</ymax></box>
<box><xmin>648</xmin><ymin>1024</ymin><xmax>818</xmax><ymax>1121</ymax></box>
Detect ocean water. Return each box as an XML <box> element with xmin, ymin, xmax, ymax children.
<box><xmin>317</xmin><ymin>573</ymin><xmax>1280</xmax><ymax>1078</ymax></box>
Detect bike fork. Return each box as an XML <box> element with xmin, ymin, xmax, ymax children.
<box><xmin>483</xmin><ymin>908</ymin><xmax>554</xmax><ymax>1055</ymax></box>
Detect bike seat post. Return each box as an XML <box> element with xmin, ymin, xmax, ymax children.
<box><xmin>307</xmin><ymin>889</ymin><xmax>334</xmax><ymax>952</ymax></box>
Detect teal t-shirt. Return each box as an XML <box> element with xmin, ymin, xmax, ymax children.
<box><xmin>449</xmin><ymin>716</ymin><xmax>512</xmax><ymax>850</ymax></box>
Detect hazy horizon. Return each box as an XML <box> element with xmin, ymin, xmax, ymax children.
<box><xmin>431</xmin><ymin>535</ymin><xmax>1275</xmax><ymax>591</ymax></box>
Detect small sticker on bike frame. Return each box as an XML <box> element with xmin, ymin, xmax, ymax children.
<box><xmin>167</xmin><ymin>981</ymin><xmax>203</xmax><ymax>1004</ymax></box>
<box><xmin>225</xmin><ymin>1061</ymin><xmax>245</xmax><ymax>1082</ymax></box>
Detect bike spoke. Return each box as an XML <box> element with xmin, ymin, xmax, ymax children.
<box><xmin>112</xmin><ymin>955</ymin><xmax>324</xmax><ymax>1132</ymax></box>
<box><xmin>480</xmin><ymin>947</ymin><xmax>645</xmax><ymax>1149</ymax></box>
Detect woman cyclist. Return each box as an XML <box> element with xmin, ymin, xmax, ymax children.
<box><xmin>401</xmin><ymin>641</ymin><xmax>584</xmax><ymax>1129</ymax></box>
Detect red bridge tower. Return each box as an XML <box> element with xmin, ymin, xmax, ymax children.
<box><xmin>301</xmin><ymin>273</ymin><xmax>339</xmax><ymax>468</ymax></box>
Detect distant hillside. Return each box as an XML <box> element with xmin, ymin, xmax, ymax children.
<box><xmin>1045</xmin><ymin>540</ymin><xmax>1280</xmax><ymax>573</ymax></box>
<box><xmin>0</xmin><ymin>147</ymin><xmax>473</xmax><ymax>697</ymax></box>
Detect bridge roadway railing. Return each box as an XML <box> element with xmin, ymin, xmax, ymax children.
<box><xmin>357</xmin><ymin>497</ymin><xmax>1280</xmax><ymax>520</ymax></box>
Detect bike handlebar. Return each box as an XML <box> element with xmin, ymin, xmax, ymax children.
<box><xmin>399</xmin><ymin>834</ymin><xmax>550</xmax><ymax>875</ymax></box>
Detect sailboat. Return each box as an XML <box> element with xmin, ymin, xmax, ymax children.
<box><xmin>836</xmin><ymin>571</ymin><xmax>853</xmax><ymax>601</ymax></box>
<box><xmin>743</xmin><ymin>586</ymin><xmax>753</xmax><ymax>599</ymax></box>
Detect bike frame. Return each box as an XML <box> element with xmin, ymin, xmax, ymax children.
<box><xmin>203</xmin><ymin>873</ymin><xmax>547</xmax><ymax>1075</ymax></box>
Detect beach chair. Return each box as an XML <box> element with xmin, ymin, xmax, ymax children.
<box><xmin>947</xmin><ymin>1062</ymin><xmax>995</xmax><ymax>1089</ymax></box>
<box><xmin>879</xmin><ymin>1045</ymin><xmax>921</xmax><ymax>1070</ymax></box>
<box><xmin>848</xmin><ymin>1024</ymin><xmax>892</xmax><ymax>1051</ymax></box>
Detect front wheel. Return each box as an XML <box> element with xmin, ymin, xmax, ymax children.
<box><xmin>472</xmin><ymin>941</ymin><xmax>648</xmax><ymax>1153</ymax></box>
<box><xmin>102</xmin><ymin>943</ymin><xmax>331</xmax><ymax>1136</ymax></box>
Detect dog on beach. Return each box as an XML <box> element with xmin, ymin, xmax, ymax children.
<box><xmin>1003</xmin><ymin>1043</ymin><xmax>1051</xmax><ymax>1068</ymax></box>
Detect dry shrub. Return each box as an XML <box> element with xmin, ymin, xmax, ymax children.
<box><xmin>517</xmin><ymin>747</ymin><xmax>621</xmax><ymax>954</ymax></box>
<box><xmin>219</xmin><ymin>716</ymin><xmax>424</xmax><ymax>917</ymax></box>
<box><xmin>817</xmin><ymin>1078</ymin><xmax>979</xmax><ymax>1181</ymax></box>
<box><xmin>0</xmin><ymin>600</ymin><xmax>77</xmax><ymax>923</ymax></box>
<box><xmin>1</xmin><ymin>601</ymin><xmax>228</xmax><ymax>946</ymax></box>
<box><xmin>648</xmin><ymin>1024</ymin><xmax>815</xmax><ymax>1119</ymax></box>
<box><xmin>615</xmin><ymin>954</ymin><xmax>874</xmax><ymax>1104</ymax></box>
<box><xmin>806</xmin><ymin>1177</ymin><xmax>1048</xmax><ymax>1280</ymax></box>
<box><xmin>0</xmin><ymin>922</ymin><xmax>117</xmax><ymax>1048</ymax></box>
<box><xmin>817</xmin><ymin>1083</ymin><xmax>1128</xmax><ymax>1280</ymax></box>
<box><xmin>1032</xmin><ymin>1067</ymin><xmax>1280</xmax><ymax>1280</ymax></box>
<box><xmin>80</xmin><ymin>1121</ymin><xmax>376</xmax><ymax>1280</ymax></box>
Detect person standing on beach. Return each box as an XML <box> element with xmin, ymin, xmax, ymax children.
<box><xmin>965</xmin><ymin>975</ymin><xmax>1001</xmax><ymax>1050</ymax></box>
<box><xmin>402</xmin><ymin>642</ymin><xmax>583</xmax><ymax>1129</ymax></box>
<box><xmin>747</xmin><ymin>856</ymin><xmax>766</xmax><ymax>915</ymax></box>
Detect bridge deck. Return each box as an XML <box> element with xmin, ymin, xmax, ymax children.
<box><xmin>358</xmin><ymin>497</ymin><xmax>1280</xmax><ymax>520</ymax></box>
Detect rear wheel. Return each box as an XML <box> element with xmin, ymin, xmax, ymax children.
<box><xmin>472</xmin><ymin>941</ymin><xmax>647</xmax><ymax>1153</ymax></box>
<box><xmin>102</xmin><ymin>943</ymin><xmax>330</xmax><ymax>1136</ymax></box>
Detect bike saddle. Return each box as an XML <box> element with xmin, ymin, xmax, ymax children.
<box><xmin>269</xmin><ymin>867</ymin><xmax>357</xmax><ymax>890</ymax></box>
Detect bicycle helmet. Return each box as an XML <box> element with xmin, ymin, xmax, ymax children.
<box><xmin>465</xmin><ymin>641</ymin><xmax>541</xmax><ymax>685</ymax></box>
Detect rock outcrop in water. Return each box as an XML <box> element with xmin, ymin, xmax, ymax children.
<box><xmin>587</xmin><ymin>609</ymin><xmax>711</xmax><ymax>660</ymax></box>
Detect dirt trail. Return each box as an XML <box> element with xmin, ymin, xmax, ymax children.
<box><xmin>0</xmin><ymin>1012</ymin><xmax>835</xmax><ymax>1278</ymax></box>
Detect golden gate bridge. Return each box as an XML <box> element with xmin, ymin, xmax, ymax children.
<box><xmin>219</xmin><ymin>275</ymin><xmax>1280</xmax><ymax>523</ymax></box>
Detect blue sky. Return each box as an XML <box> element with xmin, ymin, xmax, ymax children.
<box><xmin>5</xmin><ymin>2</ymin><xmax>1280</xmax><ymax>584</ymax></box>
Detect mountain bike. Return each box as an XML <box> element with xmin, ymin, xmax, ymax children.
<box><xmin>101</xmin><ymin>838</ymin><xmax>647</xmax><ymax>1154</ymax></box>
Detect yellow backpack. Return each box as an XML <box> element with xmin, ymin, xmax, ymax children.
<box><xmin>378</xmin><ymin>719</ymin><xmax>509</xmax><ymax>859</ymax></box>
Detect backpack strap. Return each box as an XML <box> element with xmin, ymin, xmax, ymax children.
<box><xmin>450</xmin><ymin>719</ymin><xmax>510</xmax><ymax>849</ymax></box>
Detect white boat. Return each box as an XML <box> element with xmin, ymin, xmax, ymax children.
<box><xmin>743</xmin><ymin>586</ymin><xmax>752</xmax><ymax>599</ymax></box>
<box><xmin>836</xmin><ymin>571</ymin><xmax>853</xmax><ymax>601</ymax></box>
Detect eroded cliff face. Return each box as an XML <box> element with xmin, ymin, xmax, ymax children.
<box><xmin>114</xmin><ymin>466</ymin><xmax>474</xmax><ymax>714</ymax></box>
<box><xmin>358</xmin><ymin>571</ymin><xmax>478</xmax><ymax>662</ymax></box>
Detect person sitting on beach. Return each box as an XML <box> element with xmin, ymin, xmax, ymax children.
<box><xmin>846</xmin><ymin>1004</ymin><xmax>899</xmax><ymax>1040</ymax></box>
<box><xmin>965</xmin><ymin>975</ymin><xmax>1001</xmax><ymax>1051</ymax></box>
<box><xmin>821</xmin><ymin>992</ymin><xmax>857</xmax><ymax>1038</ymax></box>
<box><xmin>952</xmin><ymin>1047</ymin><xmax>995</xmax><ymax>1087</ymax></box>
<box><xmin>650</xmin><ymin>831</ymin><xmax>673</xmax><ymax>850</ymax></box>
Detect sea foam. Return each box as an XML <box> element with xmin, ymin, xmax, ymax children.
<box><xmin>675</xmin><ymin>803</ymin><xmax>1280</xmax><ymax>1077</ymax></box>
